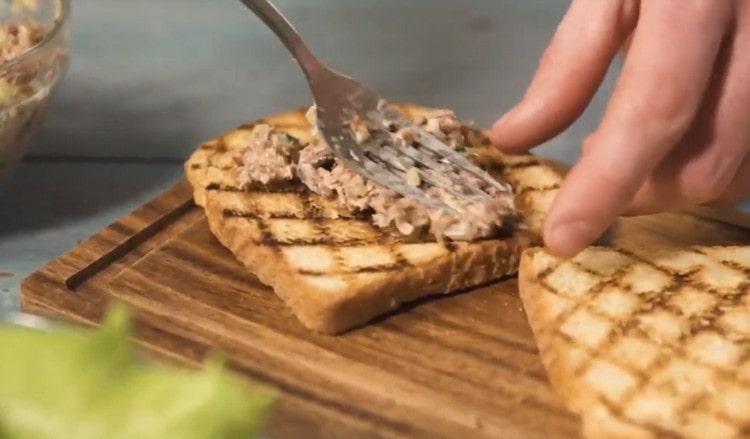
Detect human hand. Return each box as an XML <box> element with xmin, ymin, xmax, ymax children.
<box><xmin>490</xmin><ymin>0</ymin><xmax>750</xmax><ymax>257</ymax></box>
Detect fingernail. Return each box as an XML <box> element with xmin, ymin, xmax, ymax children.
<box><xmin>545</xmin><ymin>220</ymin><xmax>597</xmax><ymax>258</ymax></box>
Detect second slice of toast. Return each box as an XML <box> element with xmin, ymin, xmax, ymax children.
<box><xmin>519</xmin><ymin>245</ymin><xmax>750</xmax><ymax>438</ymax></box>
<box><xmin>186</xmin><ymin>104</ymin><xmax>562</xmax><ymax>334</ymax></box>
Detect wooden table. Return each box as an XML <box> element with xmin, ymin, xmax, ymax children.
<box><xmin>20</xmin><ymin>178</ymin><xmax>750</xmax><ymax>439</ymax></box>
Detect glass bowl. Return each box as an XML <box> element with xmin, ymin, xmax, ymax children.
<box><xmin>0</xmin><ymin>0</ymin><xmax>69</xmax><ymax>180</ymax></box>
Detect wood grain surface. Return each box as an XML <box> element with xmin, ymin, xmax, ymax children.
<box><xmin>21</xmin><ymin>180</ymin><xmax>750</xmax><ymax>439</ymax></box>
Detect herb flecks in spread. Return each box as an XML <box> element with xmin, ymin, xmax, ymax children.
<box><xmin>239</xmin><ymin>124</ymin><xmax>302</xmax><ymax>185</ymax></box>
<box><xmin>239</xmin><ymin>106</ymin><xmax>517</xmax><ymax>241</ymax></box>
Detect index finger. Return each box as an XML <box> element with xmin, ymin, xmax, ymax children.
<box><xmin>544</xmin><ymin>0</ymin><xmax>731</xmax><ymax>257</ymax></box>
<box><xmin>490</xmin><ymin>0</ymin><xmax>637</xmax><ymax>152</ymax></box>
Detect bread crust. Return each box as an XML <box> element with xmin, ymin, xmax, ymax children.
<box><xmin>210</xmin><ymin>202</ymin><xmax>532</xmax><ymax>333</ymax></box>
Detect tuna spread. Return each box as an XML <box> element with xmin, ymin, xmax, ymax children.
<box><xmin>239</xmin><ymin>124</ymin><xmax>302</xmax><ymax>185</ymax></box>
<box><xmin>240</xmin><ymin>106</ymin><xmax>517</xmax><ymax>241</ymax></box>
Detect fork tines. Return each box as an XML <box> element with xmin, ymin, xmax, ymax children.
<box><xmin>351</xmin><ymin>105</ymin><xmax>511</xmax><ymax>211</ymax></box>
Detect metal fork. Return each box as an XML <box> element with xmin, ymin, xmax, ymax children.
<box><xmin>239</xmin><ymin>0</ymin><xmax>511</xmax><ymax>212</ymax></box>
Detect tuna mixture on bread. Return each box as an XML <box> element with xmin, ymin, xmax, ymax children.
<box><xmin>239</xmin><ymin>106</ymin><xmax>518</xmax><ymax>241</ymax></box>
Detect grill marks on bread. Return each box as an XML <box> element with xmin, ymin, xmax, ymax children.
<box><xmin>520</xmin><ymin>245</ymin><xmax>750</xmax><ymax>439</ymax></box>
<box><xmin>185</xmin><ymin>104</ymin><xmax>561</xmax><ymax>333</ymax></box>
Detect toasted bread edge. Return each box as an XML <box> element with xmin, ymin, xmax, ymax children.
<box><xmin>187</xmin><ymin>104</ymin><xmax>562</xmax><ymax>334</ymax></box>
<box><xmin>209</xmin><ymin>200</ymin><xmax>534</xmax><ymax>334</ymax></box>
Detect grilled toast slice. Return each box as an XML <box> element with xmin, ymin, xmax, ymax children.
<box><xmin>186</xmin><ymin>104</ymin><xmax>562</xmax><ymax>334</ymax></box>
<box><xmin>519</xmin><ymin>245</ymin><xmax>750</xmax><ymax>439</ymax></box>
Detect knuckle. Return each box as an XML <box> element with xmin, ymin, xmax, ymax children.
<box><xmin>601</xmin><ymin>159</ymin><xmax>639</xmax><ymax>193</ymax></box>
<box><xmin>580</xmin><ymin>134</ymin><xmax>644</xmax><ymax>200</ymax></box>
<box><xmin>635</xmin><ymin>87</ymin><xmax>696</xmax><ymax>145</ymax></box>
<box><xmin>591</xmin><ymin>157</ymin><xmax>641</xmax><ymax>202</ymax></box>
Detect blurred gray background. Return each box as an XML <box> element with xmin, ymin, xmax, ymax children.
<box><xmin>30</xmin><ymin>0</ymin><xmax>612</xmax><ymax>161</ymax></box>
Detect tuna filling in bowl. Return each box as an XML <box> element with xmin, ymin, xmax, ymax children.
<box><xmin>0</xmin><ymin>0</ymin><xmax>69</xmax><ymax>178</ymax></box>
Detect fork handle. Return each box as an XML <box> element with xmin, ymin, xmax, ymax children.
<box><xmin>238</xmin><ymin>0</ymin><xmax>325</xmax><ymax>81</ymax></box>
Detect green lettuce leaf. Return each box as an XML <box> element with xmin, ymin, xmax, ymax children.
<box><xmin>0</xmin><ymin>306</ymin><xmax>275</xmax><ymax>439</ymax></box>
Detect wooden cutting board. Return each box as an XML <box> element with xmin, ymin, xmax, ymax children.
<box><xmin>21</xmin><ymin>179</ymin><xmax>750</xmax><ymax>439</ymax></box>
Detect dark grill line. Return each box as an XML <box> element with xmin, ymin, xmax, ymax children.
<box><xmin>263</xmin><ymin>237</ymin><xmax>374</xmax><ymax>247</ymax></box>
<box><xmin>517</xmin><ymin>184</ymin><xmax>560</xmax><ymax>195</ymax></box>
<box><xmin>200</xmin><ymin>138</ymin><xmax>227</xmax><ymax>152</ymax></box>
<box><xmin>298</xmin><ymin>261</ymin><xmax>409</xmax><ymax>276</ymax></box>
<box><xmin>222</xmin><ymin>209</ymin><xmax>369</xmax><ymax>222</ymax></box>
<box><xmin>205</xmin><ymin>182</ymin><xmax>308</xmax><ymax>194</ymax></box>
<box><xmin>237</xmin><ymin>122</ymin><xmax>257</xmax><ymax>130</ymax></box>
